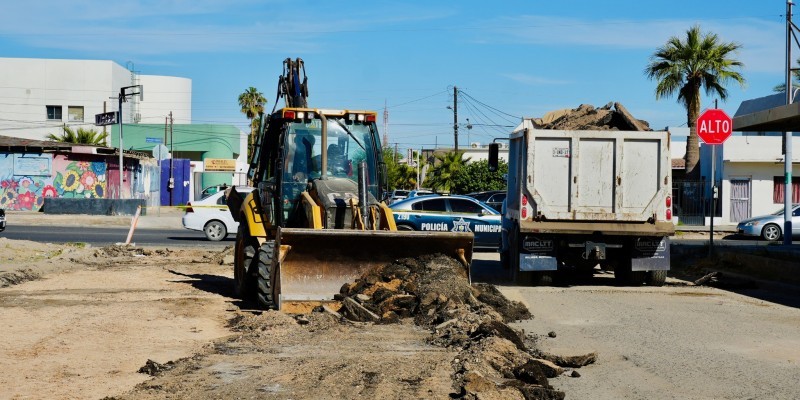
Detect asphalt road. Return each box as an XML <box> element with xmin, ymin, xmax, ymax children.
<box><xmin>0</xmin><ymin>225</ymin><xmax>233</xmax><ymax>248</ymax></box>
<box><xmin>469</xmin><ymin>252</ymin><xmax>800</xmax><ymax>400</ymax></box>
<box><xmin>506</xmin><ymin>282</ymin><xmax>800</xmax><ymax>399</ymax></box>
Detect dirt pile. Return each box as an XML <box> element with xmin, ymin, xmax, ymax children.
<box><xmin>532</xmin><ymin>102</ymin><xmax>651</xmax><ymax>131</ymax></box>
<box><xmin>336</xmin><ymin>254</ymin><xmax>587</xmax><ymax>399</ymax></box>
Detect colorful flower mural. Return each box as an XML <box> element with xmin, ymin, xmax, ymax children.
<box><xmin>0</xmin><ymin>155</ymin><xmax>108</xmax><ymax>211</ymax></box>
<box><xmin>53</xmin><ymin>161</ymin><xmax>107</xmax><ymax>200</ymax></box>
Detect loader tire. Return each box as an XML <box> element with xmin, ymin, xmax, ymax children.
<box><xmin>645</xmin><ymin>270</ymin><xmax>667</xmax><ymax>287</ymax></box>
<box><xmin>256</xmin><ymin>241</ymin><xmax>277</xmax><ymax>309</ymax></box>
<box><xmin>233</xmin><ymin>226</ymin><xmax>258</xmax><ymax>299</ymax></box>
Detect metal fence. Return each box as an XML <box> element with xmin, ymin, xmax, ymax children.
<box><xmin>672</xmin><ymin>179</ymin><xmax>721</xmax><ymax>226</ymax></box>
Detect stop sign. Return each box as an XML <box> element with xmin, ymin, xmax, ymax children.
<box><xmin>696</xmin><ymin>109</ymin><xmax>732</xmax><ymax>145</ymax></box>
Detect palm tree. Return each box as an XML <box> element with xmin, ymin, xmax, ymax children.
<box><xmin>424</xmin><ymin>151</ymin><xmax>470</xmax><ymax>192</ymax></box>
<box><xmin>645</xmin><ymin>25</ymin><xmax>745</xmax><ymax>178</ymax></box>
<box><xmin>47</xmin><ymin>126</ymin><xmax>108</xmax><ymax>145</ymax></box>
<box><xmin>238</xmin><ymin>87</ymin><xmax>266</xmax><ymax>159</ymax></box>
<box><xmin>773</xmin><ymin>56</ymin><xmax>800</xmax><ymax>93</ymax></box>
<box><xmin>393</xmin><ymin>164</ymin><xmax>418</xmax><ymax>190</ymax></box>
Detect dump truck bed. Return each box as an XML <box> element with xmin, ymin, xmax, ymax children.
<box><xmin>511</xmin><ymin>125</ymin><xmax>672</xmax><ymax>220</ymax></box>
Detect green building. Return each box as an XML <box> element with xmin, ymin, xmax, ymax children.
<box><xmin>110</xmin><ymin>123</ymin><xmax>244</xmax><ymax>192</ymax></box>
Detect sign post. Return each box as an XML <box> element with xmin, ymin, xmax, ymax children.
<box><xmin>696</xmin><ymin>108</ymin><xmax>732</xmax><ymax>255</ymax></box>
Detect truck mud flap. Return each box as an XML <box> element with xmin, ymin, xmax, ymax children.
<box><xmin>630</xmin><ymin>236</ymin><xmax>670</xmax><ymax>271</ymax></box>
<box><xmin>519</xmin><ymin>235</ymin><xmax>557</xmax><ymax>271</ymax></box>
<box><xmin>274</xmin><ymin>228</ymin><xmax>474</xmax><ymax>312</ymax></box>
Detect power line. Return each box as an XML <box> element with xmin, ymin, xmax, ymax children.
<box><xmin>458</xmin><ymin>90</ymin><xmax>520</xmax><ymax>122</ymax></box>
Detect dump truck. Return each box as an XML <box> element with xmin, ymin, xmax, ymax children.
<box><xmin>227</xmin><ymin>58</ymin><xmax>473</xmax><ymax>311</ymax></box>
<box><xmin>490</xmin><ymin>121</ymin><xmax>674</xmax><ymax>285</ymax></box>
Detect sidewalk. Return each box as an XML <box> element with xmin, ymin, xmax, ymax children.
<box><xmin>6</xmin><ymin>207</ymin><xmax>185</xmax><ymax>230</ymax></box>
<box><xmin>675</xmin><ymin>224</ymin><xmax>738</xmax><ymax>233</ymax></box>
<box><xmin>7</xmin><ymin>209</ymin><xmax>739</xmax><ymax>233</ymax></box>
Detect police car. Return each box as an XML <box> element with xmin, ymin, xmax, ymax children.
<box><xmin>389</xmin><ymin>194</ymin><xmax>501</xmax><ymax>250</ymax></box>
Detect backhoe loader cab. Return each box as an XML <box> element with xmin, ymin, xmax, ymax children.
<box><xmin>251</xmin><ymin>108</ymin><xmax>384</xmax><ymax>230</ymax></box>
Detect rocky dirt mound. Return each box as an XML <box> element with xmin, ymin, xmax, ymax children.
<box><xmin>533</xmin><ymin>102</ymin><xmax>650</xmax><ymax>131</ymax></box>
<box><xmin>336</xmin><ymin>254</ymin><xmax>591</xmax><ymax>399</ymax></box>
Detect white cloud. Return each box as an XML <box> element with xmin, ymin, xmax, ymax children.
<box><xmin>0</xmin><ymin>1</ymin><xmax>453</xmax><ymax>56</ymax></box>
<box><xmin>485</xmin><ymin>15</ymin><xmax>785</xmax><ymax>73</ymax></box>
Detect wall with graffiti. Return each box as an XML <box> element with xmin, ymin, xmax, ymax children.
<box><xmin>0</xmin><ymin>152</ymin><xmax>159</xmax><ymax>211</ymax></box>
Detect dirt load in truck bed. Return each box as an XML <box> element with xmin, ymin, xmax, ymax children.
<box><xmin>532</xmin><ymin>102</ymin><xmax>651</xmax><ymax>131</ymax></box>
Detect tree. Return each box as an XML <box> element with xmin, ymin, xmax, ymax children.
<box><xmin>382</xmin><ymin>147</ymin><xmax>418</xmax><ymax>190</ymax></box>
<box><xmin>645</xmin><ymin>25</ymin><xmax>745</xmax><ymax>178</ymax></box>
<box><xmin>46</xmin><ymin>126</ymin><xmax>108</xmax><ymax>145</ymax></box>
<box><xmin>238</xmin><ymin>87</ymin><xmax>266</xmax><ymax>159</ymax></box>
<box><xmin>773</xmin><ymin>56</ymin><xmax>800</xmax><ymax>93</ymax></box>
<box><xmin>450</xmin><ymin>159</ymin><xmax>508</xmax><ymax>194</ymax></box>
<box><xmin>424</xmin><ymin>151</ymin><xmax>470</xmax><ymax>193</ymax></box>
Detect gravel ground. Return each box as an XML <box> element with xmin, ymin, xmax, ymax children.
<box><xmin>503</xmin><ymin>283</ymin><xmax>800</xmax><ymax>400</ymax></box>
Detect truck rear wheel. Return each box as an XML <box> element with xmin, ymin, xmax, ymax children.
<box><xmin>645</xmin><ymin>270</ymin><xmax>667</xmax><ymax>287</ymax></box>
<box><xmin>233</xmin><ymin>225</ymin><xmax>258</xmax><ymax>299</ymax></box>
<box><xmin>614</xmin><ymin>260</ymin><xmax>645</xmax><ymax>286</ymax></box>
<box><xmin>256</xmin><ymin>241</ymin><xmax>277</xmax><ymax>309</ymax></box>
<box><xmin>532</xmin><ymin>271</ymin><xmax>554</xmax><ymax>286</ymax></box>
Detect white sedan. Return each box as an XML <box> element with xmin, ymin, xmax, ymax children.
<box><xmin>182</xmin><ymin>186</ymin><xmax>255</xmax><ymax>241</ymax></box>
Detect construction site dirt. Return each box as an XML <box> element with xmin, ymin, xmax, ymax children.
<box><xmin>2</xmin><ymin>237</ymin><xmax>799</xmax><ymax>399</ymax></box>
<box><xmin>0</xmin><ymin>239</ymin><xmax>583</xmax><ymax>399</ymax></box>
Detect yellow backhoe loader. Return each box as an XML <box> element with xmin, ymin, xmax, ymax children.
<box><xmin>227</xmin><ymin>58</ymin><xmax>473</xmax><ymax>312</ymax></box>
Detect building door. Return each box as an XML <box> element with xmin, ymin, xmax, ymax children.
<box><xmin>729</xmin><ymin>178</ymin><xmax>751</xmax><ymax>223</ymax></box>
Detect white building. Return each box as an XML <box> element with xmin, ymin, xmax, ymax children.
<box><xmin>697</xmin><ymin>91</ymin><xmax>800</xmax><ymax>225</ymax></box>
<box><xmin>701</xmin><ymin>136</ymin><xmax>800</xmax><ymax>224</ymax></box>
<box><xmin>0</xmin><ymin>58</ymin><xmax>191</xmax><ymax>141</ymax></box>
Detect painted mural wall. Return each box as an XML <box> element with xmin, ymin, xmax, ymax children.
<box><xmin>0</xmin><ymin>152</ymin><xmax>160</xmax><ymax>211</ymax></box>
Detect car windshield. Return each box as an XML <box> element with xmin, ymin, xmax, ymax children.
<box><xmin>771</xmin><ymin>205</ymin><xmax>800</xmax><ymax>216</ymax></box>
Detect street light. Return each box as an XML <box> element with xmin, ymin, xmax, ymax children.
<box><xmin>116</xmin><ymin>85</ymin><xmax>143</xmax><ymax>199</ymax></box>
<box><xmin>466</xmin><ymin>118</ymin><xmax>473</xmax><ymax>145</ymax></box>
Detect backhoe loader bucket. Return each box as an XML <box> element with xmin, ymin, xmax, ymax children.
<box><xmin>273</xmin><ymin>228</ymin><xmax>474</xmax><ymax>313</ymax></box>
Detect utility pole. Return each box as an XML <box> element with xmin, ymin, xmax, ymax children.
<box><xmin>169</xmin><ymin>111</ymin><xmax>174</xmax><ymax>207</ymax></box>
<box><xmin>784</xmin><ymin>0</ymin><xmax>794</xmax><ymax>246</ymax></box>
<box><xmin>383</xmin><ymin>99</ymin><xmax>389</xmax><ymax>147</ymax></box>
<box><xmin>453</xmin><ymin>86</ymin><xmax>459</xmax><ymax>152</ymax></box>
<box><xmin>102</xmin><ymin>101</ymin><xmax>108</xmax><ymax>146</ymax></box>
<box><xmin>416</xmin><ymin>148</ymin><xmax>421</xmax><ymax>190</ymax></box>
<box><xmin>116</xmin><ymin>85</ymin><xmax>143</xmax><ymax>199</ymax></box>
<box><xmin>709</xmin><ymin>98</ymin><xmax>717</xmax><ymax>256</ymax></box>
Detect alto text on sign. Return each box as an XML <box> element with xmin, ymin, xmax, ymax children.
<box><xmin>696</xmin><ymin>109</ymin><xmax>733</xmax><ymax>145</ymax></box>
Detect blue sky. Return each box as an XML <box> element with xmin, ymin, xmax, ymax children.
<box><xmin>0</xmin><ymin>1</ymin><xmax>791</xmax><ymax>152</ymax></box>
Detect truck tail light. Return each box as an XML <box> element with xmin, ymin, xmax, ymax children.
<box><xmin>365</xmin><ymin>114</ymin><xmax>376</xmax><ymax>122</ymax></box>
<box><xmin>665</xmin><ymin>196</ymin><xmax>672</xmax><ymax>220</ymax></box>
<box><xmin>283</xmin><ymin>110</ymin><xmax>296</xmax><ymax>120</ymax></box>
<box><xmin>185</xmin><ymin>202</ymin><xmax>194</xmax><ymax>213</ymax></box>
<box><xmin>521</xmin><ymin>194</ymin><xmax>530</xmax><ymax>219</ymax></box>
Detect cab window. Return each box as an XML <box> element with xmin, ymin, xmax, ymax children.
<box><xmin>449</xmin><ymin>198</ymin><xmax>483</xmax><ymax>214</ymax></box>
<box><xmin>412</xmin><ymin>199</ymin><xmax>447</xmax><ymax>212</ymax></box>
<box><xmin>216</xmin><ymin>194</ymin><xmax>227</xmax><ymax>205</ymax></box>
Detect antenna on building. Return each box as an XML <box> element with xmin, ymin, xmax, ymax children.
<box><xmin>383</xmin><ymin>99</ymin><xmax>389</xmax><ymax>147</ymax></box>
<box><xmin>126</xmin><ymin>61</ymin><xmax>141</xmax><ymax>124</ymax></box>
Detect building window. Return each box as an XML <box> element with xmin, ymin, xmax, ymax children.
<box><xmin>773</xmin><ymin>176</ymin><xmax>800</xmax><ymax>203</ymax></box>
<box><xmin>46</xmin><ymin>105</ymin><xmax>62</xmax><ymax>120</ymax></box>
<box><xmin>67</xmin><ymin>106</ymin><xmax>84</xmax><ymax>122</ymax></box>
